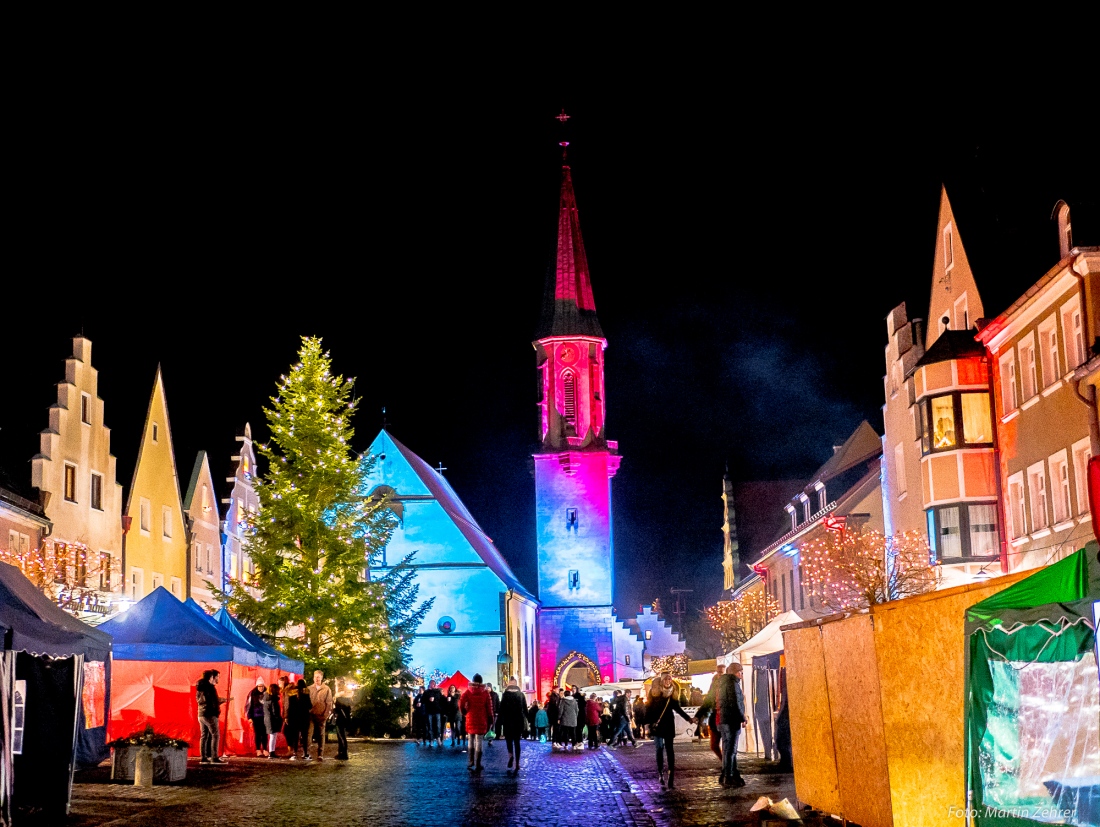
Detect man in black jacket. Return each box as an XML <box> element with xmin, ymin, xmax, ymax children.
<box><xmin>697</xmin><ymin>663</ymin><xmax>747</xmax><ymax>786</ymax></box>
<box><xmin>421</xmin><ymin>680</ymin><xmax>445</xmax><ymax>747</ymax></box>
<box><xmin>196</xmin><ymin>670</ymin><xmax>226</xmax><ymax>764</ymax></box>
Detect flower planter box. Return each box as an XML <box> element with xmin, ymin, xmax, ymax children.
<box><xmin>111</xmin><ymin>744</ymin><xmax>188</xmax><ymax>783</ymax></box>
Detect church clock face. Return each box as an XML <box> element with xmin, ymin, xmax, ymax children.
<box><xmin>558</xmin><ymin>344</ymin><xmax>578</xmax><ymax>365</ymax></box>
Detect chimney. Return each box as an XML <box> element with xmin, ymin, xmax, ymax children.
<box><xmin>1054</xmin><ymin>201</ymin><xmax>1073</xmax><ymax>259</ymax></box>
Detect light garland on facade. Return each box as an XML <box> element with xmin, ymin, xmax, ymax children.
<box><xmin>704</xmin><ymin>588</ymin><xmax>781</xmax><ymax>650</ymax></box>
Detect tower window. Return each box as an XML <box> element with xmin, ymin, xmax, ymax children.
<box><xmin>625</xmin><ymin>655</ymin><xmax>631</xmax><ymax>666</ymax></box>
<box><xmin>568</xmin><ymin>569</ymin><xmax>579</xmax><ymax>590</ymax></box>
<box><xmin>566</xmin><ymin>508</ymin><xmax>578</xmax><ymax>530</ymax></box>
<box><xmin>645</xmin><ymin>630</ymin><xmax>652</xmax><ymax>640</ymax></box>
<box><xmin>152</xmin><ymin>423</ymin><xmax>159</xmax><ymax>443</ymax></box>
<box><xmin>562</xmin><ymin>371</ymin><xmax>576</xmax><ymax>424</ymax></box>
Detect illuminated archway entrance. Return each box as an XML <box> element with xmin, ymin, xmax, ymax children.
<box><xmin>553</xmin><ymin>651</ymin><xmax>601</xmax><ymax>690</ymax></box>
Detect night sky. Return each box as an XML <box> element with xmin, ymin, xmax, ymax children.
<box><xmin>5</xmin><ymin>79</ymin><xmax>1096</xmax><ymax>642</ymax></box>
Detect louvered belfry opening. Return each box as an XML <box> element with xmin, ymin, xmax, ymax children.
<box><xmin>562</xmin><ymin>371</ymin><xmax>576</xmax><ymax>424</ymax></box>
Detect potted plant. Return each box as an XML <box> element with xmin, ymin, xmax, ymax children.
<box><xmin>108</xmin><ymin>725</ymin><xmax>190</xmax><ymax>783</ymax></box>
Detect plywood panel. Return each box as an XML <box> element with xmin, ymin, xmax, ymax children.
<box><xmin>821</xmin><ymin>615</ymin><xmax>893</xmax><ymax>827</ymax></box>
<box><xmin>872</xmin><ymin>575</ymin><xmax>1028</xmax><ymax>827</ymax></box>
<box><xmin>785</xmin><ymin>626</ymin><xmax>841</xmax><ymax>814</ymax></box>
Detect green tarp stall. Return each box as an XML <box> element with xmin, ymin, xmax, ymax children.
<box><xmin>965</xmin><ymin>544</ymin><xmax>1100</xmax><ymax>827</ymax></box>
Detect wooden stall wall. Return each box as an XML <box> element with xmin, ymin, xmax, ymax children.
<box><xmin>784</xmin><ymin>623</ymin><xmax>841</xmax><ymax>814</ymax></box>
<box><xmin>871</xmin><ymin>573</ymin><xmax>1029</xmax><ymax>827</ymax></box>
<box><xmin>783</xmin><ymin>571</ymin><xmax>1028</xmax><ymax>826</ymax></box>
<box><xmin>821</xmin><ymin>615</ymin><xmax>893</xmax><ymax>827</ymax></box>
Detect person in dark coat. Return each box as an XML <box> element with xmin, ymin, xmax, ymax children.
<box><xmin>459</xmin><ymin>673</ymin><xmax>494</xmax><ymax>772</ymax></box>
<box><xmin>196</xmin><ymin>669</ymin><xmax>226</xmax><ymax>764</ymax></box>
<box><xmin>246</xmin><ymin>677</ymin><xmax>269</xmax><ymax>756</ymax></box>
<box><xmin>526</xmin><ymin>700</ymin><xmax>539</xmax><ymax>740</ymax></box>
<box><xmin>546</xmin><ymin>689</ymin><xmax>560</xmax><ymax>747</ymax></box>
<box><xmin>334</xmin><ymin>692</ymin><xmax>352</xmax><ymax>760</ymax></box>
<box><xmin>696</xmin><ymin>662</ymin><xmax>747</xmax><ymax>786</ymax></box>
<box><xmin>572</xmin><ymin>687</ymin><xmax>586</xmax><ymax>748</ymax></box>
<box><xmin>647</xmin><ymin>673</ymin><xmax>694</xmax><ymax>789</ymax></box>
<box><xmin>445</xmin><ymin>685</ymin><xmax>461</xmax><ymax>746</ymax></box>
<box><xmin>556</xmin><ymin>691</ymin><xmax>579</xmax><ymax>751</ymax></box>
<box><xmin>263</xmin><ymin>682</ymin><xmax>283</xmax><ymax>758</ymax></box>
<box><xmin>286</xmin><ymin>679</ymin><xmax>312</xmax><ymax>760</ymax></box>
<box><xmin>497</xmin><ymin>676</ymin><xmax>529</xmax><ymax>773</ymax></box>
<box><xmin>485</xmin><ymin>683</ymin><xmax>501</xmax><ymax>747</ymax></box>
<box><xmin>421</xmin><ymin>680</ymin><xmax>445</xmax><ymax>747</ymax></box>
<box><xmin>412</xmin><ymin>688</ymin><xmax>426</xmax><ymax>745</ymax></box>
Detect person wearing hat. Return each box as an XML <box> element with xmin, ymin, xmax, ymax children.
<box><xmin>497</xmin><ymin>676</ymin><xmax>529</xmax><ymax>773</ymax></box>
<box><xmin>459</xmin><ymin>673</ymin><xmax>494</xmax><ymax>772</ymax></box>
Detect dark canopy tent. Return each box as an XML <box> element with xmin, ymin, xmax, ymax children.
<box><xmin>0</xmin><ymin>562</ymin><xmax>112</xmax><ymax>824</ymax></box>
<box><xmin>965</xmin><ymin>544</ymin><xmax>1100</xmax><ymax>827</ymax></box>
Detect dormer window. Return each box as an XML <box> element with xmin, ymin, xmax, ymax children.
<box><xmin>785</xmin><ymin>504</ymin><xmax>797</xmax><ymax>531</ymax></box>
<box><xmin>814</xmin><ymin>481</ymin><xmax>827</xmax><ymax>512</ymax></box>
<box><xmin>799</xmin><ymin>493</ymin><xmax>811</xmax><ymax>523</ymax></box>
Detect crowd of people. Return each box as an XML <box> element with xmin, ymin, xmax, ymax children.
<box><xmin>195</xmin><ymin>668</ymin><xmax>351</xmax><ymax>763</ymax></box>
<box><xmin>411</xmin><ymin>664</ymin><xmax>747</xmax><ymax>790</ymax></box>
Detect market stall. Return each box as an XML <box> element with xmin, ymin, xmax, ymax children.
<box><xmin>0</xmin><ymin>561</ymin><xmax>112</xmax><ymax>824</ymax></box>
<box><xmin>965</xmin><ymin>544</ymin><xmax>1100</xmax><ymax>827</ymax></box>
<box><xmin>99</xmin><ymin>587</ymin><xmax>265</xmax><ymax>757</ymax></box>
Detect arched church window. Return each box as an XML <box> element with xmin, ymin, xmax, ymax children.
<box><xmin>562</xmin><ymin>371</ymin><xmax>576</xmax><ymax>424</ymax></box>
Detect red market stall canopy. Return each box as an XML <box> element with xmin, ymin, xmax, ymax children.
<box><xmin>99</xmin><ymin>588</ymin><xmax>300</xmax><ymax>757</ymax></box>
<box><xmin>0</xmin><ymin>561</ymin><xmax>112</xmax><ymax>823</ymax></box>
<box><xmin>438</xmin><ymin>670</ymin><xmax>470</xmax><ymax>693</ymax></box>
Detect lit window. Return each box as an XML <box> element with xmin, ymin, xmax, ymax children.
<box><xmin>55</xmin><ymin>543</ymin><xmax>70</xmax><ymax>585</ymax></box>
<box><xmin>1038</xmin><ymin>316</ymin><xmax>1060</xmax><ymax>389</ymax></box>
<box><xmin>999</xmin><ymin>351</ymin><xmax>1018</xmax><ymax>414</ymax></box>
<box><xmin>1019</xmin><ymin>337</ymin><xmax>1037</xmax><ymax>400</ymax></box>
<box><xmin>927</xmin><ymin>503</ymin><xmax>998</xmax><ymax>560</ymax></box>
<box><xmin>1072</xmin><ymin>438</ymin><xmax>1092</xmax><ymax>515</ymax></box>
<box><xmin>99</xmin><ymin>552</ymin><xmax>111</xmax><ymax>591</ymax></box>
<box><xmin>961</xmin><ymin>393</ymin><xmax>992</xmax><ymax>444</ymax></box>
<box><xmin>1007</xmin><ymin>474</ymin><xmax>1027</xmax><ymax>539</ymax></box>
<box><xmin>90</xmin><ymin>473</ymin><xmax>103</xmax><ymax>511</ymax></box>
<box><xmin>645</xmin><ymin>630</ymin><xmax>652</xmax><ymax>641</ymax></box>
<box><xmin>1049</xmin><ymin>452</ymin><xmax>1071</xmax><ymax>524</ymax></box>
<box><xmin>64</xmin><ymin>465</ymin><xmax>77</xmax><ymax>502</ymax></box>
<box><xmin>1061</xmin><ymin>298</ymin><xmax>1085</xmax><ymax>370</ymax></box>
<box><xmin>1027</xmin><ymin>463</ymin><xmax>1048</xmax><ymax>531</ymax></box>
<box><xmin>931</xmin><ymin>396</ymin><xmax>956</xmax><ymax>449</ymax></box>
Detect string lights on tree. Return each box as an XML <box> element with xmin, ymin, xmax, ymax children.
<box><xmin>215</xmin><ymin>336</ymin><xmax>432</xmax><ymax>690</ymax></box>
<box><xmin>0</xmin><ymin>539</ymin><xmax>119</xmax><ymax>613</ymax></box>
<box><xmin>799</xmin><ymin>528</ymin><xmax>939</xmax><ymax>611</ymax></box>
<box><xmin>704</xmin><ymin>589</ymin><xmax>781</xmax><ymax>650</ymax></box>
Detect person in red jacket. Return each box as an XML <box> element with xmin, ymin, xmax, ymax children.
<box><xmin>459</xmin><ymin>673</ymin><xmax>494</xmax><ymax>773</ymax></box>
<box><xmin>585</xmin><ymin>695</ymin><xmax>603</xmax><ymax>750</ymax></box>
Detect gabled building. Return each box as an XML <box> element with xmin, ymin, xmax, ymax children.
<box><xmin>221</xmin><ymin>423</ymin><xmax>259</xmax><ymax>598</ymax></box>
<box><xmin>183</xmin><ymin>451</ymin><xmax>222</xmax><ymax>608</ymax></box>
<box><xmin>30</xmin><ymin>336</ymin><xmax>124</xmax><ymax>621</ymax></box>
<box><xmin>881</xmin><ymin>187</ymin><xmax>1001</xmax><ymax>588</ymax></box>
<box><xmin>752</xmin><ymin>421</ymin><xmax>884</xmax><ymax>615</ymax></box>
<box><xmin>976</xmin><ymin>202</ymin><xmax>1100</xmax><ymax>573</ymax></box>
<box><xmin>612</xmin><ymin>604</ymin><xmax>685</xmax><ymax>680</ymax></box>
<box><xmin>365</xmin><ymin>430</ymin><xmax>539</xmax><ymax>697</ymax></box>
<box><xmin>1</xmin><ymin>483</ymin><xmax>52</xmax><ymax>584</ymax></box>
<box><xmin>122</xmin><ymin>367</ymin><xmax>188</xmax><ymax>602</ymax></box>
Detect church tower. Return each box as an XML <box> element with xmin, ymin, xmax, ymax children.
<box><xmin>534</xmin><ymin>146</ymin><xmax>621</xmax><ymax>699</ymax></box>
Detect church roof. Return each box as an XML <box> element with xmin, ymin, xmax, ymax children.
<box><xmin>535</xmin><ymin>163</ymin><xmax>605</xmax><ymax>340</ymax></box>
<box><xmin>375</xmin><ymin>431</ymin><xmax>537</xmax><ymax>602</ymax></box>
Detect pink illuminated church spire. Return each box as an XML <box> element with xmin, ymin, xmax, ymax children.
<box><xmin>535</xmin><ymin>143</ymin><xmax>604</xmax><ymax>340</ymax></box>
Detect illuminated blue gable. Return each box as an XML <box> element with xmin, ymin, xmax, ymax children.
<box><xmin>365</xmin><ymin>430</ymin><xmax>538</xmax><ymax>687</ymax></box>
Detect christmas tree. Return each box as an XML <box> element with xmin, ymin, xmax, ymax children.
<box><xmin>219</xmin><ymin>337</ymin><xmax>431</xmax><ymax>687</ymax></box>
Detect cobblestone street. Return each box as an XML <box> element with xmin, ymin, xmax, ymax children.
<box><xmin>61</xmin><ymin>738</ymin><xmax>803</xmax><ymax>827</ymax></box>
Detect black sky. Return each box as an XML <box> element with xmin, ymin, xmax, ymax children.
<box><xmin>4</xmin><ymin>72</ymin><xmax>1097</xmax><ymax>637</ymax></box>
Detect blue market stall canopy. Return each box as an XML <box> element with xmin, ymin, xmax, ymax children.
<box><xmin>99</xmin><ymin>587</ymin><xmax>257</xmax><ymax>664</ymax></box>
<box><xmin>212</xmin><ymin>607</ymin><xmax>305</xmax><ymax>675</ymax></box>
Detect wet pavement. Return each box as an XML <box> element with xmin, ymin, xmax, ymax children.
<box><xmin>60</xmin><ymin>737</ymin><xmax>810</xmax><ymax>827</ymax></box>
